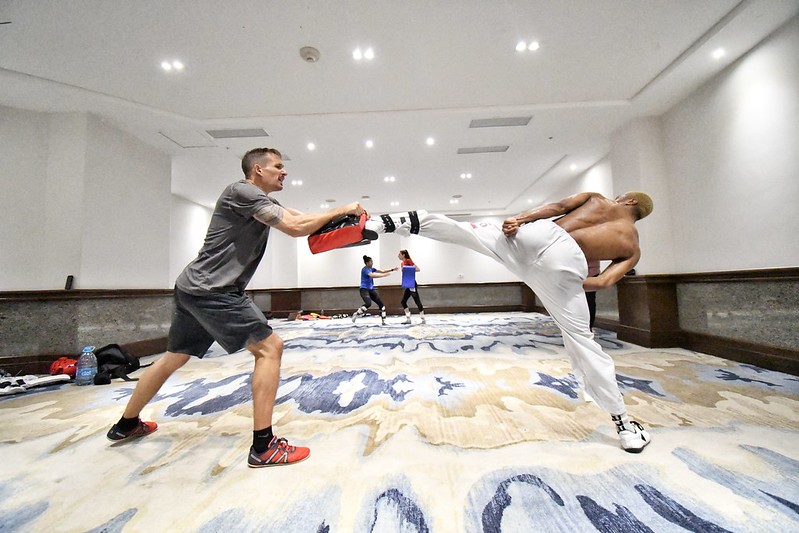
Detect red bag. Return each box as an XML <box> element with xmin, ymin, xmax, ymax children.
<box><xmin>308</xmin><ymin>213</ymin><xmax>376</xmax><ymax>254</ymax></box>
<box><xmin>50</xmin><ymin>357</ymin><xmax>77</xmax><ymax>378</ymax></box>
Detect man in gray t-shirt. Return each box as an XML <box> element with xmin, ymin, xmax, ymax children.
<box><xmin>107</xmin><ymin>147</ymin><xmax>365</xmax><ymax>468</ymax></box>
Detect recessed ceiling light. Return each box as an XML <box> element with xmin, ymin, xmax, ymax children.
<box><xmin>353</xmin><ymin>47</ymin><xmax>375</xmax><ymax>61</ymax></box>
<box><xmin>460</xmin><ymin>173</ymin><xmax>472</xmax><ymax>179</ymax></box>
<box><xmin>390</xmin><ymin>201</ymin><xmax>399</xmax><ymax>207</ymax></box>
<box><xmin>450</xmin><ymin>199</ymin><xmax>459</xmax><ymax>204</ymax></box>
<box><xmin>426</xmin><ymin>137</ymin><xmax>435</xmax><ymax>146</ymax></box>
<box><xmin>712</xmin><ymin>48</ymin><xmax>726</xmax><ymax>59</ymax></box>
<box><xmin>516</xmin><ymin>41</ymin><xmax>539</xmax><ymax>53</ymax></box>
<box><xmin>307</xmin><ymin>142</ymin><xmax>316</xmax><ymax>151</ymax></box>
<box><xmin>320</xmin><ymin>203</ymin><xmax>329</xmax><ymax>209</ymax></box>
<box><xmin>161</xmin><ymin>59</ymin><xmax>185</xmax><ymax>72</ymax></box>
<box><xmin>291</xmin><ymin>179</ymin><xmax>303</xmax><ymax>186</ymax></box>
<box><xmin>384</xmin><ymin>176</ymin><xmax>396</xmax><ymax>183</ymax></box>
<box><xmin>365</xmin><ymin>139</ymin><xmax>374</xmax><ymax>148</ymax></box>
<box><xmin>570</xmin><ymin>164</ymin><xmax>577</xmax><ymax>171</ymax></box>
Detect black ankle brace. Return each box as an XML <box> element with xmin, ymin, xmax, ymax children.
<box><xmin>409</xmin><ymin>211</ymin><xmax>420</xmax><ymax>234</ymax></box>
<box><xmin>381</xmin><ymin>214</ymin><xmax>396</xmax><ymax>233</ymax></box>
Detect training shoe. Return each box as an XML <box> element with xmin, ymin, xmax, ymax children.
<box><xmin>106</xmin><ymin>419</ymin><xmax>158</xmax><ymax>442</ymax></box>
<box><xmin>618</xmin><ymin>421</ymin><xmax>651</xmax><ymax>453</ymax></box>
<box><xmin>420</xmin><ymin>317</ymin><xmax>426</xmax><ymax>324</ymax></box>
<box><xmin>402</xmin><ymin>318</ymin><xmax>412</xmax><ymax>325</ymax></box>
<box><xmin>248</xmin><ymin>436</ymin><xmax>310</xmax><ymax>468</ymax></box>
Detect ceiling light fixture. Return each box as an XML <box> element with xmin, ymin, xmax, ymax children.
<box><xmin>570</xmin><ymin>164</ymin><xmax>577</xmax><ymax>171</ymax></box>
<box><xmin>516</xmin><ymin>41</ymin><xmax>540</xmax><ymax>53</ymax></box>
<box><xmin>426</xmin><ymin>137</ymin><xmax>435</xmax><ymax>146</ymax></box>
<box><xmin>460</xmin><ymin>173</ymin><xmax>472</xmax><ymax>179</ymax></box>
<box><xmin>307</xmin><ymin>142</ymin><xmax>316</xmax><ymax>151</ymax></box>
<box><xmin>712</xmin><ymin>48</ymin><xmax>726</xmax><ymax>59</ymax></box>
<box><xmin>160</xmin><ymin>59</ymin><xmax>185</xmax><ymax>72</ymax></box>
<box><xmin>365</xmin><ymin>139</ymin><xmax>374</xmax><ymax>148</ymax></box>
<box><xmin>353</xmin><ymin>47</ymin><xmax>375</xmax><ymax>61</ymax></box>
<box><xmin>384</xmin><ymin>176</ymin><xmax>396</xmax><ymax>183</ymax></box>
<box><xmin>390</xmin><ymin>201</ymin><xmax>399</xmax><ymax>207</ymax></box>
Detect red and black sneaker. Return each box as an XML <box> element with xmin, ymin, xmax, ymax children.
<box><xmin>247</xmin><ymin>436</ymin><xmax>310</xmax><ymax>468</ymax></box>
<box><xmin>106</xmin><ymin>419</ymin><xmax>158</xmax><ymax>443</ymax></box>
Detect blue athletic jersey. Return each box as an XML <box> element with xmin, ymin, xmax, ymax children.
<box><xmin>361</xmin><ymin>266</ymin><xmax>376</xmax><ymax>289</ymax></box>
<box><xmin>401</xmin><ymin>265</ymin><xmax>417</xmax><ymax>289</ymax></box>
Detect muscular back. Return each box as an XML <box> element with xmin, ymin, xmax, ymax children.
<box><xmin>554</xmin><ymin>194</ymin><xmax>640</xmax><ymax>262</ymax></box>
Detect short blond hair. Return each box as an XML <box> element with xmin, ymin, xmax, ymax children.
<box><xmin>624</xmin><ymin>191</ymin><xmax>653</xmax><ymax>220</ymax></box>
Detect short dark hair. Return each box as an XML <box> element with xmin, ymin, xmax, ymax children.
<box><xmin>241</xmin><ymin>147</ymin><xmax>282</xmax><ymax>177</ymax></box>
<box><xmin>363</xmin><ymin>255</ymin><xmax>372</xmax><ymax>264</ymax></box>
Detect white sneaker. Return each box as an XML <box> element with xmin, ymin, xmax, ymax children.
<box><xmin>351</xmin><ymin>312</ymin><xmax>360</xmax><ymax>323</ymax></box>
<box><xmin>618</xmin><ymin>421</ymin><xmax>651</xmax><ymax>453</ymax></box>
<box><xmin>402</xmin><ymin>318</ymin><xmax>412</xmax><ymax>325</ymax></box>
<box><xmin>420</xmin><ymin>317</ymin><xmax>426</xmax><ymax>324</ymax></box>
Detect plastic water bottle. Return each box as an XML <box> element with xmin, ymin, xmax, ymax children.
<box><xmin>75</xmin><ymin>345</ymin><xmax>98</xmax><ymax>386</ymax></box>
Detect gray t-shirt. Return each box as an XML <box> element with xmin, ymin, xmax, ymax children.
<box><xmin>176</xmin><ymin>180</ymin><xmax>283</xmax><ymax>294</ymax></box>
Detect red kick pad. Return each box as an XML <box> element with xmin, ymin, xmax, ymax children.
<box><xmin>308</xmin><ymin>213</ymin><xmax>375</xmax><ymax>254</ymax></box>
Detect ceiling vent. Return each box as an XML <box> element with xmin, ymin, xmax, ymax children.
<box><xmin>469</xmin><ymin>116</ymin><xmax>531</xmax><ymax>128</ymax></box>
<box><xmin>206</xmin><ymin>128</ymin><xmax>270</xmax><ymax>139</ymax></box>
<box><xmin>457</xmin><ymin>146</ymin><xmax>509</xmax><ymax>154</ymax></box>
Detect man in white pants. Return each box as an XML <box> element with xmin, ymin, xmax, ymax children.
<box><xmin>365</xmin><ymin>191</ymin><xmax>654</xmax><ymax>453</ymax></box>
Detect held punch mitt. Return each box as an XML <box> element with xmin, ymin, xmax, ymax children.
<box><xmin>308</xmin><ymin>213</ymin><xmax>378</xmax><ymax>254</ymax></box>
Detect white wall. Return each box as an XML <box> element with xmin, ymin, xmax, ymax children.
<box><xmin>0</xmin><ymin>108</ymin><xmax>171</xmax><ymax>290</ymax></box>
<box><xmin>170</xmin><ymin>195</ymin><xmax>212</xmax><ymax>286</ymax></box>
<box><xmin>82</xmin><ymin>116</ymin><xmax>172</xmax><ymax>288</ymax></box>
<box><xmin>1</xmin><ymin>106</ymin><xmax>57</xmax><ymax>289</ymax></box>
<box><xmin>660</xmin><ymin>16</ymin><xmax>799</xmax><ymax>272</ymax></box>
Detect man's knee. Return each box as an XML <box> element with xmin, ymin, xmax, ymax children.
<box><xmin>248</xmin><ymin>332</ymin><xmax>283</xmax><ymax>361</ymax></box>
<box><xmin>161</xmin><ymin>352</ymin><xmax>191</xmax><ymax>372</ymax></box>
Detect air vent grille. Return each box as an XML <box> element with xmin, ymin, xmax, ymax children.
<box><xmin>457</xmin><ymin>146</ymin><xmax>509</xmax><ymax>154</ymax></box>
<box><xmin>206</xmin><ymin>128</ymin><xmax>269</xmax><ymax>139</ymax></box>
<box><xmin>469</xmin><ymin>116</ymin><xmax>531</xmax><ymax>128</ymax></box>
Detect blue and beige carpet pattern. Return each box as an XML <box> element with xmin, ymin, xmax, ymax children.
<box><xmin>1</xmin><ymin>312</ymin><xmax>798</xmax><ymax>532</ymax></box>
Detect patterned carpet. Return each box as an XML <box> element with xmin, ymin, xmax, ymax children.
<box><xmin>1</xmin><ymin>312</ymin><xmax>798</xmax><ymax>532</ymax></box>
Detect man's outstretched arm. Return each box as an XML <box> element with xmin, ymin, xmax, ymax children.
<box><xmin>502</xmin><ymin>192</ymin><xmax>597</xmax><ymax>236</ymax></box>
<box><xmin>265</xmin><ymin>202</ymin><xmax>364</xmax><ymax>238</ymax></box>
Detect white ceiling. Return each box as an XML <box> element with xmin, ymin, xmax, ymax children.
<box><xmin>2</xmin><ymin>0</ymin><xmax>798</xmax><ymax>215</ymax></box>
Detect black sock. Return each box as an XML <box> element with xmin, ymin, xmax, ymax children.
<box><xmin>253</xmin><ymin>426</ymin><xmax>274</xmax><ymax>453</ymax></box>
<box><xmin>117</xmin><ymin>415</ymin><xmax>139</xmax><ymax>432</ymax></box>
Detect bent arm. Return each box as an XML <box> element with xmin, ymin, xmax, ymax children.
<box><xmin>583</xmin><ymin>250</ymin><xmax>640</xmax><ymax>291</ymax></box>
<box><xmin>503</xmin><ymin>192</ymin><xmax>597</xmax><ymax>236</ymax></box>
<box><xmin>264</xmin><ymin>202</ymin><xmax>364</xmax><ymax>238</ymax></box>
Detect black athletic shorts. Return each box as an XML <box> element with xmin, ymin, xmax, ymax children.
<box><xmin>167</xmin><ymin>288</ymin><xmax>273</xmax><ymax>358</ymax></box>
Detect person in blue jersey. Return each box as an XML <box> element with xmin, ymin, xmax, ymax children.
<box><xmin>352</xmin><ymin>255</ymin><xmax>397</xmax><ymax>325</ymax></box>
<box><xmin>398</xmin><ymin>249</ymin><xmax>425</xmax><ymax>324</ymax></box>
<box><xmin>106</xmin><ymin>147</ymin><xmax>365</xmax><ymax>468</ymax></box>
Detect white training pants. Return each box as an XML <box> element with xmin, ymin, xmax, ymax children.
<box><xmin>411</xmin><ymin>213</ymin><xmax>627</xmax><ymax>416</ymax></box>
